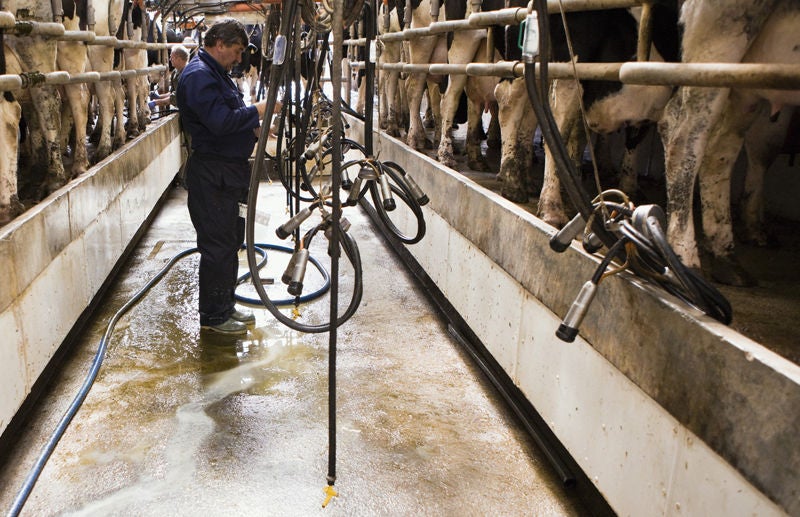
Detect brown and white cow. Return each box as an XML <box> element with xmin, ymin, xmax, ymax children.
<box><xmin>59</xmin><ymin>0</ymin><xmax>91</xmax><ymax>177</ymax></box>
<box><xmin>88</xmin><ymin>0</ymin><xmax>126</xmax><ymax>162</ymax></box>
<box><xmin>405</xmin><ymin>0</ymin><xmax>448</xmax><ymax>151</ymax></box>
<box><xmin>660</xmin><ymin>1</ymin><xmax>800</xmax><ymax>285</ymax></box>
<box><xmin>4</xmin><ymin>0</ymin><xmax>67</xmax><ymax>197</ymax></box>
<box><xmin>1</xmin><ymin>33</ymin><xmax>23</xmax><ymax>225</ymax></box>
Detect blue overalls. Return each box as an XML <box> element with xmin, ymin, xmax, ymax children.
<box><xmin>177</xmin><ymin>48</ymin><xmax>261</xmax><ymax>327</ymax></box>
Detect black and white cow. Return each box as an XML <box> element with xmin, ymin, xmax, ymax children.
<box><xmin>436</xmin><ymin>0</ymin><xmax>504</xmax><ymax>173</ymax></box>
<box><xmin>59</xmin><ymin>0</ymin><xmax>91</xmax><ymax>177</ymax></box>
<box><xmin>537</xmin><ymin>5</ymin><xmax>679</xmax><ymax>227</ymax></box>
<box><xmin>660</xmin><ymin>0</ymin><xmax>800</xmax><ymax>285</ymax></box>
<box><xmin>118</xmin><ymin>0</ymin><xmax>150</xmax><ymax>137</ymax></box>
<box><xmin>4</xmin><ymin>0</ymin><xmax>67</xmax><ymax>198</ymax></box>
<box><xmin>232</xmin><ymin>24</ymin><xmax>262</xmax><ymax>104</ymax></box>
<box><xmin>87</xmin><ymin>0</ymin><xmax>126</xmax><ymax>162</ymax></box>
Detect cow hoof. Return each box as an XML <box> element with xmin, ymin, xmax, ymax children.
<box><xmin>93</xmin><ymin>146</ymin><xmax>111</xmax><ymax>164</ymax></box>
<box><xmin>710</xmin><ymin>256</ymin><xmax>757</xmax><ymax>287</ymax></box>
<box><xmin>538</xmin><ymin>209</ymin><xmax>569</xmax><ymax>229</ymax></box>
<box><xmin>467</xmin><ymin>157</ymin><xmax>492</xmax><ymax>172</ymax></box>
<box><xmin>501</xmin><ymin>185</ymin><xmax>529</xmax><ymax>204</ymax></box>
<box><xmin>0</xmin><ymin>198</ymin><xmax>25</xmax><ymax>226</ymax></box>
<box><xmin>40</xmin><ymin>177</ymin><xmax>67</xmax><ymax>198</ymax></box>
<box><xmin>741</xmin><ymin>231</ymin><xmax>780</xmax><ymax>249</ymax></box>
<box><xmin>439</xmin><ymin>153</ymin><xmax>458</xmax><ymax>169</ymax></box>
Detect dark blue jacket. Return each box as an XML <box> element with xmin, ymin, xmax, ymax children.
<box><xmin>177</xmin><ymin>48</ymin><xmax>260</xmax><ymax>161</ymax></box>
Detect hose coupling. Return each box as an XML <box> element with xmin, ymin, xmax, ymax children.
<box><xmin>379</xmin><ymin>174</ymin><xmax>395</xmax><ymax>211</ymax></box>
<box><xmin>276</xmin><ymin>206</ymin><xmax>313</xmax><ymax>239</ymax></box>
<box><xmin>556</xmin><ymin>280</ymin><xmax>597</xmax><ymax>343</ymax></box>
<box><xmin>346</xmin><ymin>176</ymin><xmax>364</xmax><ymax>206</ymax></box>
<box><xmin>287</xmin><ymin>248</ymin><xmax>310</xmax><ymax>296</ymax></box>
<box><xmin>404</xmin><ymin>173</ymin><xmax>429</xmax><ymax>206</ymax></box>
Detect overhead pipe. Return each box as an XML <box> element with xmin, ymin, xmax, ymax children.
<box><xmin>0</xmin><ymin>11</ymin><xmax>15</xmax><ymax>29</ymax></box>
<box><xmin>6</xmin><ymin>20</ymin><xmax>65</xmax><ymax>37</ymax></box>
<box><xmin>0</xmin><ymin>64</ymin><xmax>164</xmax><ymax>92</ymax></box>
<box><xmin>60</xmin><ymin>30</ymin><xmax>96</xmax><ymax>42</ymax></box>
<box><xmin>636</xmin><ymin>0</ymin><xmax>652</xmax><ymax>62</ymax></box>
<box><xmin>620</xmin><ymin>62</ymin><xmax>800</xmax><ymax>89</ymax></box>
<box><xmin>379</xmin><ymin>7</ymin><xmax>527</xmax><ymax>42</ymax></box>
<box><xmin>377</xmin><ymin>60</ymin><xmax>620</xmax><ymax>80</ymax></box>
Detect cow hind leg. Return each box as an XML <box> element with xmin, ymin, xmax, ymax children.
<box><xmin>696</xmin><ymin>90</ymin><xmax>763</xmax><ymax>286</ymax></box>
<box><xmin>739</xmin><ymin>107</ymin><xmax>792</xmax><ymax>248</ymax></box>
<box><xmin>63</xmin><ymin>83</ymin><xmax>89</xmax><ymax>177</ymax></box>
<box><xmin>465</xmin><ymin>97</ymin><xmax>491</xmax><ymax>172</ymax></box>
<box><xmin>495</xmin><ymin>78</ymin><xmax>534</xmax><ymax>203</ymax></box>
<box><xmin>0</xmin><ymin>94</ymin><xmax>24</xmax><ymax>225</ymax></box>
<box><xmin>486</xmin><ymin>102</ymin><xmax>500</xmax><ymax>150</ymax></box>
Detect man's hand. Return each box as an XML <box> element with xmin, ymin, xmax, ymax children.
<box><xmin>254</xmin><ymin>100</ymin><xmax>283</xmax><ymax>118</ymax></box>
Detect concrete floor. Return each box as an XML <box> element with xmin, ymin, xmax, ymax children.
<box><xmin>0</xmin><ymin>181</ymin><xmax>587</xmax><ymax>515</ymax></box>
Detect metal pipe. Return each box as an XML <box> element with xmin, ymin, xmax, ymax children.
<box><xmin>9</xmin><ymin>21</ymin><xmax>65</xmax><ymax>37</ymax></box>
<box><xmin>51</xmin><ymin>0</ymin><xmax>64</xmax><ymax>22</ymax></box>
<box><xmin>430</xmin><ymin>0</ymin><xmax>440</xmax><ymax>22</ymax></box>
<box><xmin>636</xmin><ymin>0</ymin><xmax>652</xmax><ymax>62</ymax></box>
<box><xmin>0</xmin><ymin>75</ymin><xmax>22</xmax><ymax>91</ymax></box>
<box><xmin>342</xmin><ymin>37</ymin><xmax>366</xmax><ymax>46</ymax></box>
<box><xmin>486</xmin><ymin>26</ymin><xmax>493</xmax><ymax>63</ymax></box>
<box><xmin>65</xmin><ymin>71</ymin><xmax>102</xmax><ymax>84</ymax></box>
<box><xmin>88</xmin><ymin>36</ymin><xmax>118</xmax><ymax>46</ymax></box>
<box><xmin>86</xmin><ymin>0</ymin><xmax>95</xmax><ymax>31</ymax></box>
<box><xmin>378</xmin><ymin>60</ymin><xmax>620</xmax><ymax>80</ymax></box>
<box><xmin>619</xmin><ymin>62</ymin><xmax>800</xmax><ymax>89</ymax></box>
<box><xmin>0</xmin><ymin>11</ymin><xmax>15</xmax><ymax>29</ymax></box>
<box><xmin>60</xmin><ymin>30</ymin><xmax>95</xmax><ymax>42</ymax></box>
<box><xmin>378</xmin><ymin>7</ymin><xmax>527</xmax><ymax>42</ymax></box>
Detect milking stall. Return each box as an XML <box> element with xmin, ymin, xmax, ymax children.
<box><xmin>0</xmin><ymin>0</ymin><xmax>799</xmax><ymax>514</ymax></box>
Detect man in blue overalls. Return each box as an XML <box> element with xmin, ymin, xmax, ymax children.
<box><xmin>177</xmin><ymin>18</ymin><xmax>270</xmax><ymax>335</ymax></box>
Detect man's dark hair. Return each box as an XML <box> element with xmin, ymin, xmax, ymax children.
<box><xmin>204</xmin><ymin>18</ymin><xmax>248</xmax><ymax>48</ymax></box>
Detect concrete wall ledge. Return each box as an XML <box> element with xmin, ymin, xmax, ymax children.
<box><xmin>0</xmin><ymin>116</ymin><xmax>181</xmax><ymax>438</ymax></box>
<box><xmin>346</xmin><ymin>116</ymin><xmax>799</xmax><ymax>516</ymax></box>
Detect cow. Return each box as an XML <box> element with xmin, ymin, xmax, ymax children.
<box><xmin>4</xmin><ymin>0</ymin><xmax>67</xmax><ymax>198</ymax></box>
<box><xmin>87</xmin><ymin>0</ymin><xmax>126</xmax><ymax>162</ymax></box>
<box><xmin>404</xmin><ymin>0</ymin><xmax>448</xmax><ymax>151</ymax></box>
<box><xmin>232</xmin><ymin>24</ymin><xmax>262</xmax><ymax>104</ymax></box>
<box><xmin>376</xmin><ymin>0</ymin><xmax>406</xmax><ymax>137</ymax></box>
<box><xmin>536</xmin><ymin>5</ymin><xmax>679</xmax><ymax>227</ymax></box>
<box><xmin>660</xmin><ymin>1</ymin><xmax>800</xmax><ymax>286</ymax></box>
<box><xmin>1</xmin><ymin>31</ymin><xmax>24</xmax><ymax>225</ymax></box>
<box><xmin>435</xmin><ymin>0</ymin><xmax>504</xmax><ymax>173</ymax></box>
<box><xmin>59</xmin><ymin>0</ymin><xmax>91</xmax><ymax>177</ymax></box>
<box><xmin>118</xmin><ymin>0</ymin><xmax>150</xmax><ymax>137</ymax></box>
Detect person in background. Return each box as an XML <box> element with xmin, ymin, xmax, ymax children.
<box><xmin>150</xmin><ymin>44</ymin><xmax>190</xmax><ymax>110</ymax></box>
<box><xmin>176</xmin><ymin>18</ymin><xmax>277</xmax><ymax>336</ymax></box>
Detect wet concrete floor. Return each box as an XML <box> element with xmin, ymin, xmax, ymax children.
<box><xmin>0</xmin><ymin>181</ymin><xmax>587</xmax><ymax>515</ymax></box>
